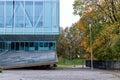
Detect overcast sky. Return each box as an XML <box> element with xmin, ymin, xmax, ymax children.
<box><xmin>60</xmin><ymin>0</ymin><xmax>80</xmax><ymax>28</ymax></box>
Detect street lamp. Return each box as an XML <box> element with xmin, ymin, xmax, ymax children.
<box><xmin>85</xmin><ymin>17</ymin><xmax>93</xmax><ymax>70</ymax></box>
<box><xmin>89</xmin><ymin>24</ymin><xmax>93</xmax><ymax>70</ymax></box>
<box><xmin>85</xmin><ymin>18</ymin><xmax>94</xmax><ymax>70</ymax></box>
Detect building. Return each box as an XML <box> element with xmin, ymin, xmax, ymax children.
<box><xmin>0</xmin><ymin>0</ymin><xmax>59</xmax><ymax>69</ymax></box>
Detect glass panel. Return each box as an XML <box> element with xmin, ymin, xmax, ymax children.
<box><xmin>34</xmin><ymin>42</ymin><xmax>38</xmax><ymax>50</ymax></box>
<box><xmin>25</xmin><ymin>42</ymin><xmax>29</xmax><ymax>51</ymax></box>
<box><xmin>52</xmin><ymin>2</ymin><xmax>57</xmax><ymax>28</ymax></box>
<box><xmin>29</xmin><ymin>42</ymin><xmax>34</xmax><ymax>50</ymax></box>
<box><xmin>6</xmin><ymin>1</ymin><xmax>13</xmax><ymax>28</ymax></box>
<box><xmin>30</xmin><ymin>42</ymin><xmax>34</xmax><ymax>47</ymax></box>
<box><xmin>11</xmin><ymin>42</ymin><xmax>15</xmax><ymax>50</ymax></box>
<box><xmin>49</xmin><ymin>42</ymin><xmax>53</xmax><ymax>50</ymax></box>
<box><xmin>25</xmin><ymin>1</ymin><xmax>33</xmax><ymax>27</ymax></box>
<box><xmin>35</xmin><ymin>2</ymin><xmax>43</xmax><ymax>27</ymax></box>
<box><xmin>0</xmin><ymin>2</ymin><xmax>4</xmax><ymax>27</ymax></box>
<box><xmin>20</xmin><ymin>42</ymin><xmax>24</xmax><ymax>50</ymax></box>
<box><xmin>15</xmin><ymin>42</ymin><xmax>19</xmax><ymax>50</ymax></box>
<box><xmin>44</xmin><ymin>42</ymin><xmax>48</xmax><ymax>47</ymax></box>
<box><xmin>15</xmin><ymin>1</ymin><xmax>24</xmax><ymax>28</ymax></box>
<box><xmin>36</xmin><ymin>21</ymin><xmax>43</xmax><ymax>28</ymax></box>
<box><xmin>44</xmin><ymin>1</ymin><xmax>52</xmax><ymax>28</ymax></box>
<box><xmin>49</xmin><ymin>42</ymin><xmax>56</xmax><ymax>50</ymax></box>
<box><xmin>0</xmin><ymin>42</ymin><xmax>3</xmax><ymax>52</ymax></box>
<box><xmin>39</xmin><ymin>42</ymin><xmax>43</xmax><ymax>47</ymax></box>
<box><xmin>44</xmin><ymin>1</ymin><xmax>52</xmax><ymax>33</ymax></box>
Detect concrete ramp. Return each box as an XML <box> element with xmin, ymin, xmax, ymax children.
<box><xmin>0</xmin><ymin>51</ymin><xmax>58</xmax><ymax>69</ymax></box>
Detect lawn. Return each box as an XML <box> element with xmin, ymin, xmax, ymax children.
<box><xmin>58</xmin><ymin>57</ymin><xmax>85</xmax><ymax>66</ymax></box>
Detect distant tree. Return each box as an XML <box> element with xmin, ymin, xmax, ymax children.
<box><xmin>57</xmin><ymin>25</ymin><xmax>85</xmax><ymax>60</ymax></box>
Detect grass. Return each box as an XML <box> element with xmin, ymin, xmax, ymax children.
<box><xmin>58</xmin><ymin>57</ymin><xmax>85</xmax><ymax>66</ymax></box>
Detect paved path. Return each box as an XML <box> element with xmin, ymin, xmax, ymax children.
<box><xmin>0</xmin><ymin>68</ymin><xmax>120</xmax><ymax>80</ymax></box>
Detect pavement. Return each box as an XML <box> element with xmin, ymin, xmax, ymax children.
<box><xmin>0</xmin><ymin>68</ymin><xmax>120</xmax><ymax>80</ymax></box>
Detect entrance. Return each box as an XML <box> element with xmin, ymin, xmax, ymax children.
<box><xmin>5</xmin><ymin>41</ymin><xmax>56</xmax><ymax>51</ymax></box>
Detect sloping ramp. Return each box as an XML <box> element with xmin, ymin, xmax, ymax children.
<box><xmin>0</xmin><ymin>51</ymin><xmax>58</xmax><ymax>69</ymax></box>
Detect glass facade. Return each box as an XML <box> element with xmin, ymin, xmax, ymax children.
<box><xmin>0</xmin><ymin>0</ymin><xmax>59</xmax><ymax>68</ymax></box>
<box><xmin>0</xmin><ymin>41</ymin><xmax>56</xmax><ymax>52</ymax></box>
<box><xmin>0</xmin><ymin>0</ymin><xmax>59</xmax><ymax>51</ymax></box>
<box><xmin>0</xmin><ymin>0</ymin><xmax>59</xmax><ymax>34</ymax></box>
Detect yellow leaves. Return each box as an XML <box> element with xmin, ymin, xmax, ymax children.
<box><xmin>100</xmin><ymin>23</ymin><xmax>118</xmax><ymax>42</ymax></box>
<box><xmin>86</xmin><ymin>47</ymin><xmax>90</xmax><ymax>52</ymax></box>
<box><xmin>83</xmin><ymin>35</ymin><xmax>89</xmax><ymax>47</ymax></box>
<box><xmin>76</xmin><ymin>20</ymin><xmax>89</xmax><ymax>34</ymax></box>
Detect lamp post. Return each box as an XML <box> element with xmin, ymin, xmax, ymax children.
<box><xmin>85</xmin><ymin>17</ymin><xmax>94</xmax><ymax>70</ymax></box>
<box><xmin>89</xmin><ymin>24</ymin><xmax>93</xmax><ymax>70</ymax></box>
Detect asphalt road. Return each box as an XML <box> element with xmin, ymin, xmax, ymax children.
<box><xmin>0</xmin><ymin>68</ymin><xmax>120</xmax><ymax>80</ymax></box>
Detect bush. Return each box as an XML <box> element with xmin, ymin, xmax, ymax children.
<box><xmin>0</xmin><ymin>66</ymin><xmax>3</xmax><ymax>73</ymax></box>
<box><xmin>111</xmin><ymin>36</ymin><xmax>120</xmax><ymax>60</ymax></box>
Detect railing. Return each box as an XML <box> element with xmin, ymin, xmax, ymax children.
<box><xmin>86</xmin><ymin>60</ymin><xmax>120</xmax><ymax>70</ymax></box>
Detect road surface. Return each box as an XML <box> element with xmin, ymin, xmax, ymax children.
<box><xmin>0</xmin><ymin>68</ymin><xmax>120</xmax><ymax>80</ymax></box>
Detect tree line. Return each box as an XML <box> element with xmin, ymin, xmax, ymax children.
<box><xmin>57</xmin><ymin>0</ymin><xmax>120</xmax><ymax>60</ymax></box>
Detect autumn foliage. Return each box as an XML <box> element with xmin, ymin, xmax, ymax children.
<box><xmin>57</xmin><ymin>0</ymin><xmax>120</xmax><ymax>60</ymax></box>
<box><xmin>73</xmin><ymin>0</ymin><xmax>120</xmax><ymax>60</ymax></box>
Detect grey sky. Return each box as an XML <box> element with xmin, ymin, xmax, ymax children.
<box><xmin>60</xmin><ymin>0</ymin><xmax>80</xmax><ymax>28</ymax></box>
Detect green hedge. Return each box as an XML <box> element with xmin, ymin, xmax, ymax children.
<box><xmin>58</xmin><ymin>57</ymin><xmax>85</xmax><ymax>65</ymax></box>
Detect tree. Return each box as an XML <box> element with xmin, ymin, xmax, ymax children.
<box><xmin>57</xmin><ymin>25</ymin><xmax>85</xmax><ymax>60</ymax></box>
<box><xmin>73</xmin><ymin>0</ymin><xmax>120</xmax><ymax>60</ymax></box>
<box><xmin>57</xmin><ymin>27</ymin><xmax>67</xmax><ymax>58</ymax></box>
